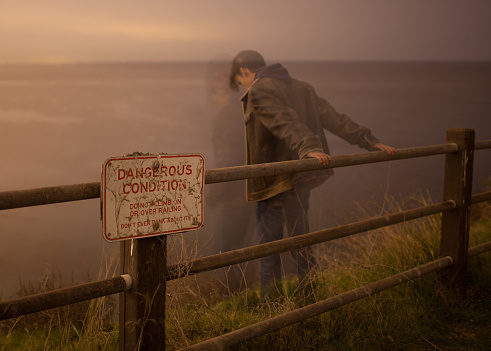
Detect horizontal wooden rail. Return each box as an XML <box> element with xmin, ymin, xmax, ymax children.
<box><xmin>468</xmin><ymin>241</ymin><xmax>491</xmax><ymax>258</ymax></box>
<box><xmin>2</xmin><ymin>237</ymin><xmax>489</xmax><ymax>322</ymax></box>
<box><xmin>475</xmin><ymin>139</ymin><xmax>491</xmax><ymax>150</ymax></box>
<box><xmin>204</xmin><ymin>143</ymin><xmax>459</xmax><ymax>184</ymax></box>
<box><xmin>3</xmin><ymin>140</ymin><xmax>491</xmax><ymax>211</ymax></box>
<box><xmin>166</xmin><ymin>200</ymin><xmax>457</xmax><ymax>280</ymax></box>
<box><xmin>0</xmin><ymin>181</ymin><xmax>100</xmax><ymax>211</ymax></box>
<box><xmin>0</xmin><ymin>275</ymin><xmax>132</xmax><ymax>321</ymax></box>
<box><xmin>0</xmin><ymin>142</ymin><xmax>465</xmax><ymax>211</ymax></box>
<box><xmin>471</xmin><ymin>190</ymin><xmax>491</xmax><ymax>204</ymax></box>
<box><xmin>180</xmin><ymin>256</ymin><xmax>454</xmax><ymax>351</ymax></box>
<box><xmin>168</xmin><ymin>191</ymin><xmax>489</xmax><ymax>280</ymax></box>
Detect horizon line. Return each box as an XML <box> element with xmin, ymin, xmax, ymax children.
<box><xmin>1</xmin><ymin>58</ymin><xmax>491</xmax><ymax>66</ymax></box>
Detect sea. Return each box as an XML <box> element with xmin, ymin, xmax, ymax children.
<box><xmin>0</xmin><ymin>61</ymin><xmax>490</xmax><ymax>299</ymax></box>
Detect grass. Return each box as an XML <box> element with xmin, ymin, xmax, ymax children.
<box><xmin>0</xmin><ymin>283</ymin><xmax>119</xmax><ymax>351</ymax></box>
<box><xmin>1</xmin><ymin>192</ymin><xmax>490</xmax><ymax>350</ymax></box>
<box><xmin>165</xmin><ymin>192</ymin><xmax>491</xmax><ymax>350</ymax></box>
<box><xmin>0</xmin><ymin>256</ymin><xmax>119</xmax><ymax>351</ymax></box>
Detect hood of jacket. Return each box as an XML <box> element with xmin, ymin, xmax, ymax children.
<box><xmin>254</xmin><ymin>63</ymin><xmax>292</xmax><ymax>83</ymax></box>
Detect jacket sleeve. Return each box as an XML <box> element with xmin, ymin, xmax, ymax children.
<box><xmin>316</xmin><ymin>94</ymin><xmax>379</xmax><ymax>150</ymax></box>
<box><xmin>249</xmin><ymin>83</ymin><xmax>324</xmax><ymax>159</ymax></box>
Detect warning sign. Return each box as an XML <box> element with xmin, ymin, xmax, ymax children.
<box><xmin>102</xmin><ymin>153</ymin><xmax>204</xmax><ymax>241</ymax></box>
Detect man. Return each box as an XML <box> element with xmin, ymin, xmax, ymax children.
<box><xmin>229</xmin><ymin>50</ymin><xmax>395</xmax><ymax>301</ymax></box>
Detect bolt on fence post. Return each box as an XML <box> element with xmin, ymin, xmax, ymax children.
<box><xmin>440</xmin><ymin>129</ymin><xmax>475</xmax><ymax>297</ymax></box>
<box><xmin>119</xmin><ymin>236</ymin><xmax>167</xmax><ymax>350</ymax></box>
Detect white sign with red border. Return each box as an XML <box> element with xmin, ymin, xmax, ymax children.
<box><xmin>102</xmin><ymin>153</ymin><xmax>204</xmax><ymax>241</ymax></box>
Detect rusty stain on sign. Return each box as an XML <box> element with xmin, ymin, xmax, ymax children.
<box><xmin>102</xmin><ymin>153</ymin><xmax>204</xmax><ymax>241</ymax></box>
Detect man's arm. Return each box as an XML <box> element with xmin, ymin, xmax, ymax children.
<box><xmin>315</xmin><ymin>93</ymin><xmax>383</xmax><ymax>151</ymax></box>
<box><xmin>314</xmin><ymin>91</ymin><xmax>396</xmax><ymax>155</ymax></box>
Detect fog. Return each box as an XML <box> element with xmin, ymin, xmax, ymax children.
<box><xmin>1</xmin><ymin>60</ymin><xmax>490</xmax><ymax>300</ymax></box>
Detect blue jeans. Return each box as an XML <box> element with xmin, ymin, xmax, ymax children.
<box><xmin>256</xmin><ymin>183</ymin><xmax>316</xmax><ymax>294</ymax></box>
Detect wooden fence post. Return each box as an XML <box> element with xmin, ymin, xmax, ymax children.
<box><xmin>120</xmin><ymin>236</ymin><xmax>167</xmax><ymax>350</ymax></box>
<box><xmin>440</xmin><ymin>129</ymin><xmax>474</xmax><ymax>297</ymax></box>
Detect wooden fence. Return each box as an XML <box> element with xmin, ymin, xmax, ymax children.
<box><xmin>1</xmin><ymin>129</ymin><xmax>490</xmax><ymax>350</ymax></box>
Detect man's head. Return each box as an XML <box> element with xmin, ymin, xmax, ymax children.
<box><xmin>229</xmin><ymin>50</ymin><xmax>266</xmax><ymax>91</ymax></box>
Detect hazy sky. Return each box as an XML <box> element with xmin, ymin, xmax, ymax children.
<box><xmin>1</xmin><ymin>0</ymin><xmax>491</xmax><ymax>63</ymax></box>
